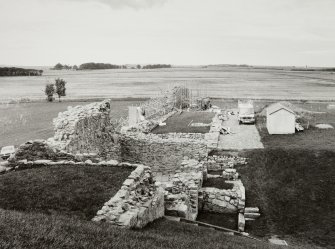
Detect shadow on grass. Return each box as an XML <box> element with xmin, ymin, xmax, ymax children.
<box><xmin>237</xmin><ymin>148</ymin><xmax>335</xmax><ymax>248</ymax></box>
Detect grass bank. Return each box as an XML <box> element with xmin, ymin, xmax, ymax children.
<box><xmin>0</xmin><ymin>165</ymin><xmax>132</xmax><ymax>219</ymax></box>
<box><xmin>0</xmin><ymin>209</ymin><xmax>306</xmax><ymax>249</ymax></box>
<box><xmin>237</xmin><ymin>149</ymin><xmax>335</xmax><ymax>248</ymax></box>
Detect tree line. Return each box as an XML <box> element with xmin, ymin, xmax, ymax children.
<box><xmin>52</xmin><ymin>63</ymin><xmax>78</xmax><ymax>70</ymax></box>
<box><xmin>79</xmin><ymin>63</ymin><xmax>127</xmax><ymax>70</ymax></box>
<box><xmin>141</xmin><ymin>64</ymin><xmax>171</xmax><ymax>69</ymax></box>
<box><xmin>0</xmin><ymin>67</ymin><xmax>43</xmax><ymax>77</ymax></box>
<box><xmin>52</xmin><ymin>62</ymin><xmax>172</xmax><ymax>70</ymax></box>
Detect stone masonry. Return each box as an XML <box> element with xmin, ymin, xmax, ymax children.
<box><xmin>48</xmin><ymin>99</ymin><xmax>121</xmax><ymax>159</ymax></box>
<box><xmin>93</xmin><ymin>165</ymin><xmax>165</xmax><ymax>228</ymax></box>
<box><xmin>120</xmin><ymin>132</ymin><xmax>207</xmax><ymax>175</ymax></box>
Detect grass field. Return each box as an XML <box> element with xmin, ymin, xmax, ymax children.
<box><xmin>0</xmin><ymin>165</ymin><xmax>132</xmax><ymax>219</ymax></box>
<box><xmin>151</xmin><ymin>111</ymin><xmax>214</xmax><ymax>134</ymax></box>
<box><xmin>0</xmin><ymin>66</ymin><xmax>335</xmax><ymax>102</ymax></box>
<box><xmin>237</xmin><ymin>149</ymin><xmax>335</xmax><ymax>248</ymax></box>
<box><xmin>0</xmin><ymin>99</ymin><xmax>144</xmax><ymax>149</ymax></box>
<box><xmin>0</xmin><ymin>209</ymin><xmax>313</xmax><ymax>249</ymax></box>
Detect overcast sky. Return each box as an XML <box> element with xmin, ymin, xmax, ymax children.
<box><xmin>0</xmin><ymin>0</ymin><xmax>334</xmax><ymax>67</ymax></box>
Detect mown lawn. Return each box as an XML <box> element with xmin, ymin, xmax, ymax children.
<box><xmin>237</xmin><ymin>149</ymin><xmax>335</xmax><ymax>248</ymax></box>
<box><xmin>0</xmin><ymin>209</ymin><xmax>310</xmax><ymax>249</ymax></box>
<box><xmin>0</xmin><ymin>165</ymin><xmax>132</xmax><ymax>219</ymax></box>
<box><xmin>152</xmin><ymin>111</ymin><xmax>214</xmax><ymax>134</ymax></box>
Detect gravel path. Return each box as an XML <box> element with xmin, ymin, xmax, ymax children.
<box><xmin>218</xmin><ymin>111</ymin><xmax>264</xmax><ymax>150</ymax></box>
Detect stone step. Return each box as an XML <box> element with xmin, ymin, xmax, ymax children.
<box><xmin>245</xmin><ymin>218</ymin><xmax>256</xmax><ymax>221</ymax></box>
<box><xmin>244</xmin><ymin>213</ymin><xmax>261</xmax><ymax>219</ymax></box>
<box><xmin>245</xmin><ymin>207</ymin><xmax>259</xmax><ymax>213</ymax></box>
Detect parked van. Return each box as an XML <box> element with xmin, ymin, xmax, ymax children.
<box><xmin>238</xmin><ymin>100</ymin><xmax>255</xmax><ymax>124</ymax></box>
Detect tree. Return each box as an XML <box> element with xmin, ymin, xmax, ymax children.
<box><xmin>45</xmin><ymin>84</ymin><xmax>55</xmax><ymax>102</ymax></box>
<box><xmin>53</xmin><ymin>63</ymin><xmax>64</xmax><ymax>70</ymax></box>
<box><xmin>55</xmin><ymin>78</ymin><xmax>66</xmax><ymax>102</ymax></box>
<box><xmin>137</xmin><ymin>64</ymin><xmax>141</xmax><ymax>69</ymax></box>
<box><xmin>72</xmin><ymin>65</ymin><xmax>78</xmax><ymax>70</ymax></box>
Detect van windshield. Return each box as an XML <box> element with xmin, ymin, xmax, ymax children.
<box><xmin>240</xmin><ymin>107</ymin><xmax>254</xmax><ymax>115</ymax></box>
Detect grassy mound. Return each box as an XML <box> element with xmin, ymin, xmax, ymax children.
<box><xmin>237</xmin><ymin>149</ymin><xmax>335</xmax><ymax>248</ymax></box>
<box><xmin>0</xmin><ymin>165</ymin><xmax>132</xmax><ymax>219</ymax></box>
<box><xmin>0</xmin><ymin>209</ymin><xmax>306</xmax><ymax>249</ymax></box>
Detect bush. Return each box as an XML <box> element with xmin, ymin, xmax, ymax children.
<box><xmin>44</xmin><ymin>84</ymin><xmax>55</xmax><ymax>102</ymax></box>
<box><xmin>55</xmin><ymin>78</ymin><xmax>66</xmax><ymax>102</ymax></box>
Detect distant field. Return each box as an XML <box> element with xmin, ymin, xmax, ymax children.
<box><xmin>0</xmin><ymin>99</ymin><xmax>143</xmax><ymax>149</ymax></box>
<box><xmin>0</xmin><ymin>66</ymin><xmax>334</xmax><ymax>102</ymax></box>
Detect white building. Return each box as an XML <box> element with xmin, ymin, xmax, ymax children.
<box><xmin>266</xmin><ymin>103</ymin><xmax>295</xmax><ymax>134</ymax></box>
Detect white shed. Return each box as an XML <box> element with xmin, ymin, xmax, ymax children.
<box><xmin>266</xmin><ymin>103</ymin><xmax>295</xmax><ymax>134</ymax></box>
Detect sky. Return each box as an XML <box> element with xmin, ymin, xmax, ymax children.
<box><xmin>0</xmin><ymin>0</ymin><xmax>334</xmax><ymax>67</ymax></box>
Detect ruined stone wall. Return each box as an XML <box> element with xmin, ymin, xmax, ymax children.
<box><xmin>119</xmin><ymin>133</ymin><xmax>207</xmax><ymax>174</ymax></box>
<box><xmin>9</xmin><ymin>140</ymin><xmax>77</xmax><ymax>162</ymax></box>
<box><xmin>93</xmin><ymin>165</ymin><xmax>165</xmax><ymax>228</ymax></box>
<box><xmin>156</xmin><ymin>159</ymin><xmax>206</xmax><ymax>220</ymax></box>
<box><xmin>199</xmin><ymin>180</ymin><xmax>245</xmax><ymax>214</ymax></box>
<box><xmin>206</xmin><ymin>155</ymin><xmax>247</xmax><ymax>171</ymax></box>
<box><xmin>156</xmin><ymin>133</ymin><xmax>205</xmax><ymax>140</ymax></box>
<box><xmin>48</xmin><ymin>100</ymin><xmax>121</xmax><ymax>160</ymax></box>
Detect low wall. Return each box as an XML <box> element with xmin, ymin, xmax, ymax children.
<box><xmin>9</xmin><ymin>140</ymin><xmax>76</xmax><ymax>162</ymax></box>
<box><xmin>119</xmin><ymin>133</ymin><xmax>207</xmax><ymax>174</ymax></box>
<box><xmin>93</xmin><ymin>165</ymin><xmax>165</xmax><ymax>228</ymax></box>
<box><xmin>206</xmin><ymin>155</ymin><xmax>247</xmax><ymax>171</ymax></box>
<box><xmin>199</xmin><ymin>180</ymin><xmax>245</xmax><ymax>214</ymax></box>
<box><xmin>205</xmin><ymin>113</ymin><xmax>222</xmax><ymax>149</ymax></box>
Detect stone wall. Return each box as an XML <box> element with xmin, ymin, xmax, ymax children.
<box><xmin>93</xmin><ymin>165</ymin><xmax>165</xmax><ymax>228</ymax></box>
<box><xmin>205</xmin><ymin>112</ymin><xmax>222</xmax><ymax>149</ymax></box>
<box><xmin>206</xmin><ymin>155</ymin><xmax>247</xmax><ymax>171</ymax></box>
<box><xmin>119</xmin><ymin>133</ymin><xmax>207</xmax><ymax>174</ymax></box>
<box><xmin>156</xmin><ymin>133</ymin><xmax>205</xmax><ymax>140</ymax></box>
<box><xmin>199</xmin><ymin>180</ymin><xmax>245</xmax><ymax>213</ymax></box>
<box><xmin>48</xmin><ymin>100</ymin><xmax>121</xmax><ymax>160</ymax></box>
<box><xmin>157</xmin><ymin>159</ymin><xmax>206</xmax><ymax>220</ymax></box>
<box><xmin>9</xmin><ymin>140</ymin><xmax>76</xmax><ymax>162</ymax></box>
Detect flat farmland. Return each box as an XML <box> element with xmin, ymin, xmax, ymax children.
<box><xmin>0</xmin><ymin>99</ymin><xmax>144</xmax><ymax>149</ymax></box>
<box><xmin>0</xmin><ymin>66</ymin><xmax>334</xmax><ymax>102</ymax></box>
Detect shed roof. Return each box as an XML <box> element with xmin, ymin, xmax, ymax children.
<box><xmin>267</xmin><ymin>103</ymin><xmax>295</xmax><ymax>116</ymax></box>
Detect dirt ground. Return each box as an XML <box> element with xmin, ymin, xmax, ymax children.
<box><xmin>218</xmin><ymin>110</ymin><xmax>264</xmax><ymax>150</ymax></box>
